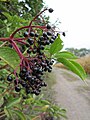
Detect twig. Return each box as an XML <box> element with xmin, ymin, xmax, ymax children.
<box><xmin>0</xmin><ymin>64</ymin><xmax>8</xmax><ymax>70</ymax></box>
<box><xmin>0</xmin><ymin>41</ymin><xmax>7</xmax><ymax>47</ymax></box>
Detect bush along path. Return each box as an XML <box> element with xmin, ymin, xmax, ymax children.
<box><xmin>0</xmin><ymin>8</ymin><xmax>86</xmax><ymax>120</ymax></box>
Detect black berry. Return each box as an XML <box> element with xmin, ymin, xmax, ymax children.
<box><xmin>62</xmin><ymin>32</ymin><xmax>66</xmax><ymax>36</ymax></box>
<box><xmin>29</xmin><ymin>32</ymin><xmax>35</xmax><ymax>37</ymax></box>
<box><xmin>15</xmin><ymin>86</ymin><xmax>21</xmax><ymax>92</ymax></box>
<box><xmin>7</xmin><ymin>75</ymin><xmax>13</xmax><ymax>82</ymax></box>
<box><xmin>27</xmin><ymin>49</ymin><xmax>31</xmax><ymax>54</ymax></box>
<box><xmin>47</xmin><ymin>24</ymin><xmax>51</xmax><ymax>29</ymax></box>
<box><xmin>47</xmin><ymin>31</ymin><xmax>52</xmax><ymax>36</ymax></box>
<box><xmin>27</xmin><ymin>38</ymin><xmax>34</xmax><ymax>45</ymax></box>
<box><xmin>48</xmin><ymin>8</ymin><xmax>54</xmax><ymax>13</ymax></box>
<box><xmin>35</xmin><ymin>33</ymin><xmax>39</xmax><ymax>37</ymax></box>
<box><xmin>24</xmin><ymin>31</ymin><xmax>28</xmax><ymax>37</ymax></box>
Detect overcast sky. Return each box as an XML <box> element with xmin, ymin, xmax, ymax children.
<box><xmin>44</xmin><ymin>0</ymin><xmax>90</xmax><ymax>49</ymax></box>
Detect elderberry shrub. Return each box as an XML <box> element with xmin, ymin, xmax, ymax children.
<box><xmin>6</xmin><ymin>8</ymin><xmax>56</xmax><ymax>96</ymax></box>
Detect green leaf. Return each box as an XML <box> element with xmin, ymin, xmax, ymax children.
<box><xmin>70</xmin><ymin>60</ymin><xmax>86</xmax><ymax>79</ymax></box>
<box><xmin>49</xmin><ymin>35</ymin><xmax>63</xmax><ymax>56</ymax></box>
<box><xmin>0</xmin><ymin>97</ymin><xmax>4</xmax><ymax>107</ymax></box>
<box><xmin>2</xmin><ymin>12</ymin><xmax>12</xmax><ymax>21</ymax></box>
<box><xmin>41</xmin><ymin>100</ymin><xmax>50</xmax><ymax>105</ymax></box>
<box><xmin>57</xmin><ymin>57</ymin><xmax>86</xmax><ymax>80</ymax></box>
<box><xmin>4</xmin><ymin>107</ymin><xmax>10</xmax><ymax>118</ymax></box>
<box><xmin>0</xmin><ymin>47</ymin><xmax>20</xmax><ymax>69</ymax></box>
<box><xmin>4</xmin><ymin>108</ymin><xmax>15</xmax><ymax>119</ymax></box>
<box><xmin>11</xmin><ymin>110</ymin><xmax>26</xmax><ymax>120</ymax></box>
<box><xmin>38</xmin><ymin>94</ymin><xmax>44</xmax><ymax>100</ymax></box>
<box><xmin>59</xmin><ymin>113</ymin><xmax>67</xmax><ymax>119</ymax></box>
<box><xmin>6</xmin><ymin>97</ymin><xmax>21</xmax><ymax>108</ymax></box>
<box><xmin>13</xmin><ymin>15</ymin><xmax>28</xmax><ymax>23</ymax></box>
<box><xmin>0</xmin><ymin>60</ymin><xmax>6</xmax><ymax>66</ymax></box>
<box><xmin>0</xmin><ymin>82</ymin><xmax>7</xmax><ymax>89</ymax></box>
<box><xmin>55</xmin><ymin>51</ymin><xmax>77</xmax><ymax>59</ymax></box>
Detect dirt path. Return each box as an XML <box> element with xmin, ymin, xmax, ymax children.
<box><xmin>52</xmin><ymin>67</ymin><xmax>90</xmax><ymax>120</ymax></box>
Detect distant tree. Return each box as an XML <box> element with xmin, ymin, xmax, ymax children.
<box><xmin>65</xmin><ymin>47</ymin><xmax>90</xmax><ymax>57</ymax></box>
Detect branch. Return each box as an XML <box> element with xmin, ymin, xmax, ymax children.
<box><xmin>10</xmin><ymin>40</ymin><xmax>24</xmax><ymax>59</ymax></box>
<box><xmin>28</xmin><ymin>8</ymin><xmax>48</xmax><ymax>33</ymax></box>
<box><xmin>29</xmin><ymin>8</ymin><xmax>48</xmax><ymax>26</ymax></box>
<box><xmin>10</xmin><ymin>26</ymin><xmax>29</xmax><ymax>39</ymax></box>
<box><xmin>0</xmin><ymin>38</ymin><xmax>10</xmax><ymax>41</ymax></box>
<box><xmin>0</xmin><ymin>41</ymin><xmax>7</xmax><ymax>47</ymax></box>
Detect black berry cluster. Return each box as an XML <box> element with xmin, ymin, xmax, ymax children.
<box><xmin>19</xmin><ymin>27</ymin><xmax>55</xmax><ymax>95</ymax></box>
<box><xmin>6</xmin><ymin>8</ymin><xmax>57</xmax><ymax>95</ymax></box>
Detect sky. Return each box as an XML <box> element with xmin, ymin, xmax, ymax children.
<box><xmin>44</xmin><ymin>0</ymin><xmax>90</xmax><ymax>49</ymax></box>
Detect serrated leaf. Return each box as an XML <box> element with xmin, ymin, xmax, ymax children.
<box><xmin>0</xmin><ymin>47</ymin><xmax>20</xmax><ymax>69</ymax></box>
<box><xmin>6</xmin><ymin>97</ymin><xmax>21</xmax><ymax>108</ymax></box>
<box><xmin>49</xmin><ymin>35</ymin><xmax>63</xmax><ymax>56</ymax></box>
<box><xmin>57</xmin><ymin>57</ymin><xmax>86</xmax><ymax>80</ymax></box>
<box><xmin>11</xmin><ymin>110</ymin><xmax>26</xmax><ymax>120</ymax></box>
<box><xmin>55</xmin><ymin>51</ymin><xmax>77</xmax><ymax>59</ymax></box>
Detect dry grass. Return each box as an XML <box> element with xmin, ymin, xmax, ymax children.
<box><xmin>54</xmin><ymin>55</ymin><xmax>90</xmax><ymax>74</ymax></box>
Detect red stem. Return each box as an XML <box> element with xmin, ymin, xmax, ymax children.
<box><xmin>10</xmin><ymin>26</ymin><xmax>29</xmax><ymax>39</ymax></box>
<box><xmin>0</xmin><ymin>37</ymin><xmax>26</xmax><ymax>42</ymax></box>
<box><xmin>0</xmin><ymin>37</ymin><xmax>10</xmax><ymax>41</ymax></box>
<box><xmin>14</xmin><ymin>38</ymin><xmax>26</xmax><ymax>41</ymax></box>
<box><xmin>28</xmin><ymin>8</ymin><xmax>48</xmax><ymax>33</ymax></box>
<box><xmin>32</xmin><ymin>25</ymin><xmax>46</xmax><ymax>29</ymax></box>
<box><xmin>9</xmin><ymin>25</ymin><xmax>46</xmax><ymax>39</ymax></box>
<box><xmin>15</xmin><ymin>40</ymin><xmax>27</xmax><ymax>45</ymax></box>
<box><xmin>10</xmin><ymin>9</ymin><xmax>48</xmax><ymax>39</ymax></box>
<box><xmin>29</xmin><ymin>8</ymin><xmax>48</xmax><ymax>26</ymax></box>
<box><xmin>10</xmin><ymin>39</ymin><xmax>24</xmax><ymax>59</ymax></box>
